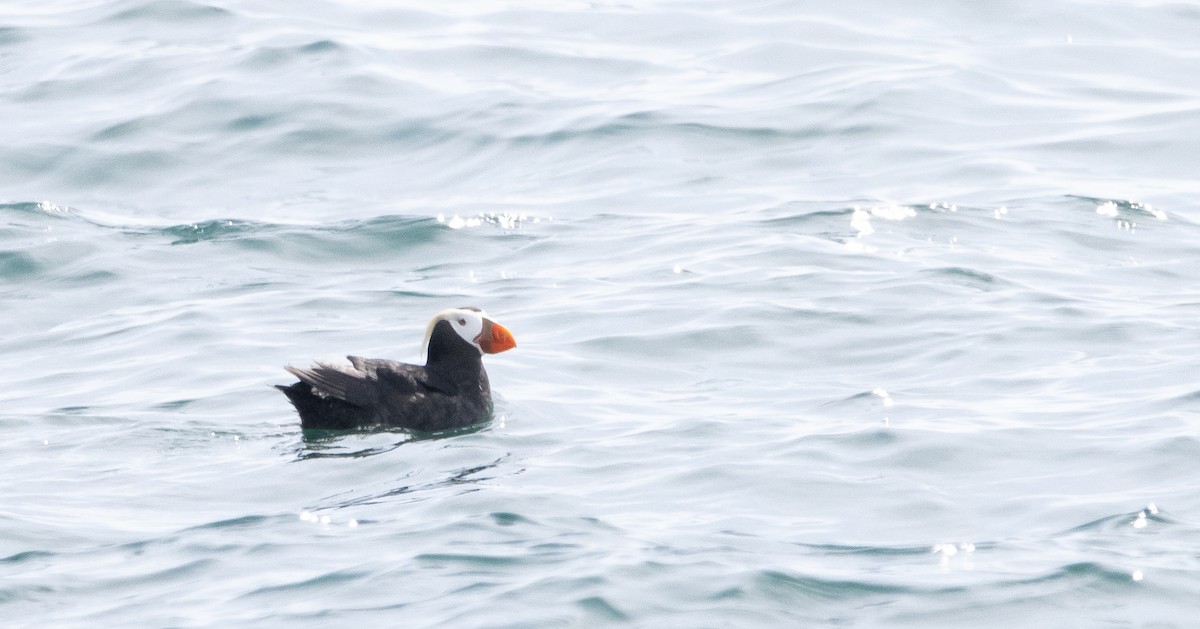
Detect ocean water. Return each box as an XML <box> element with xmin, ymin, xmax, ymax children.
<box><xmin>3</xmin><ymin>0</ymin><xmax>1200</xmax><ymax>626</ymax></box>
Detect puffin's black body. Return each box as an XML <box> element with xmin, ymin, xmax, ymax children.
<box><xmin>277</xmin><ymin>311</ymin><xmax>514</xmax><ymax>432</ymax></box>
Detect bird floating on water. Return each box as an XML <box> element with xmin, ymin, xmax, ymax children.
<box><xmin>277</xmin><ymin>307</ymin><xmax>516</xmax><ymax>432</ymax></box>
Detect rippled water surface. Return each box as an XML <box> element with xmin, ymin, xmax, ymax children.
<box><xmin>3</xmin><ymin>1</ymin><xmax>1200</xmax><ymax>626</ymax></box>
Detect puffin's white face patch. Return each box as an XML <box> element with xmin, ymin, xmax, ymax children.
<box><xmin>422</xmin><ymin>307</ymin><xmax>488</xmax><ymax>356</ymax></box>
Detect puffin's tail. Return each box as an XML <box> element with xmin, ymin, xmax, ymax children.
<box><xmin>276</xmin><ymin>382</ymin><xmax>365</xmax><ymax>431</ymax></box>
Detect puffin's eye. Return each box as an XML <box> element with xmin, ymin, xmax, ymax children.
<box><xmin>458</xmin><ymin>318</ymin><xmax>467</xmax><ymax>326</ymax></box>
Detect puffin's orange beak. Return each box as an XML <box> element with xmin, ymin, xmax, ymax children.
<box><xmin>478</xmin><ymin>320</ymin><xmax>516</xmax><ymax>354</ymax></box>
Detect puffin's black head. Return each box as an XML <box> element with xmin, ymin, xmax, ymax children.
<box><xmin>421</xmin><ymin>307</ymin><xmax>516</xmax><ymax>360</ymax></box>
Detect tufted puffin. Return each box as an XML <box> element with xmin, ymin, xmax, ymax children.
<box><xmin>276</xmin><ymin>307</ymin><xmax>516</xmax><ymax>432</ymax></box>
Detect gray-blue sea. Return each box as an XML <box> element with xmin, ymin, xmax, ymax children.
<box><xmin>3</xmin><ymin>1</ymin><xmax>1200</xmax><ymax>626</ymax></box>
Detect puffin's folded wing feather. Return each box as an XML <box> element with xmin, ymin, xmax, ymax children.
<box><xmin>346</xmin><ymin>356</ymin><xmax>442</xmax><ymax>394</ymax></box>
<box><xmin>346</xmin><ymin>356</ymin><xmax>413</xmax><ymax>373</ymax></box>
<box><xmin>378</xmin><ymin>364</ymin><xmax>453</xmax><ymax>395</ymax></box>
<box><xmin>285</xmin><ymin>363</ymin><xmax>379</xmax><ymax>407</ymax></box>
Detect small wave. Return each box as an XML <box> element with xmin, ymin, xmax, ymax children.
<box><xmin>104</xmin><ymin>0</ymin><xmax>233</xmax><ymax>24</ymax></box>
<box><xmin>0</xmin><ymin>25</ymin><xmax>27</xmax><ymax>46</ymax></box>
<box><xmin>1</xmin><ymin>549</ymin><xmax>56</xmax><ymax>564</ymax></box>
<box><xmin>754</xmin><ymin>568</ymin><xmax>919</xmax><ymax>601</ymax></box>
<box><xmin>0</xmin><ymin>200</ymin><xmax>74</xmax><ymax>218</ymax></box>
<box><xmin>919</xmin><ymin>266</ymin><xmax>1006</xmax><ymax>290</ymax></box>
<box><xmin>162</xmin><ymin>219</ymin><xmax>267</xmax><ymax>245</ymax></box>
<box><xmin>237</xmin><ymin>567</ymin><xmax>372</xmax><ymax>599</ymax></box>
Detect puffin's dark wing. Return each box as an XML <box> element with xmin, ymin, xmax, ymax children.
<box><xmin>284</xmin><ymin>362</ymin><xmax>385</xmax><ymax>407</ymax></box>
<box><xmin>348</xmin><ymin>356</ymin><xmax>455</xmax><ymax>395</ymax></box>
<box><xmin>346</xmin><ymin>356</ymin><xmax>418</xmax><ymax>375</ymax></box>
